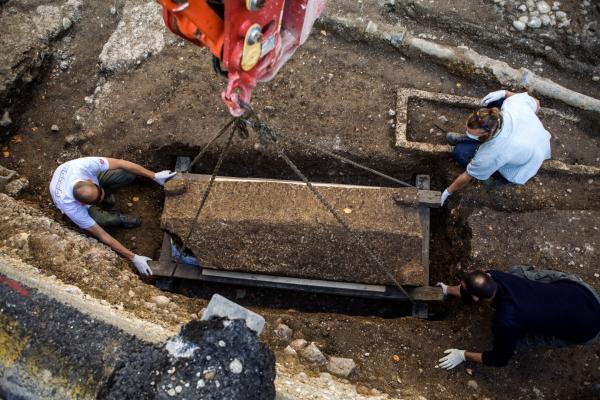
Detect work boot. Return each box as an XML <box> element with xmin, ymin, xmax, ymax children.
<box><xmin>100</xmin><ymin>193</ymin><xmax>116</xmax><ymax>209</ymax></box>
<box><xmin>118</xmin><ymin>214</ymin><xmax>141</xmax><ymax>229</ymax></box>
<box><xmin>446</xmin><ymin>132</ymin><xmax>475</xmax><ymax>146</ymax></box>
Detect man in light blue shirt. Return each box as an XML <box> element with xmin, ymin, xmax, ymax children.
<box><xmin>440</xmin><ymin>90</ymin><xmax>551</xmax><ymax>206</ymax></box>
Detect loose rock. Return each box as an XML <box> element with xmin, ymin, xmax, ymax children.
<box><xmin>283</xmin><ymin>345</ymin><xmax>298</xmax><ymax>357</ymax></box>
<box><xmin>4</xmin><ymin>177</ymin><xmax>29</xmax><ymax>197</ymax></box>
<box><xmin>365</xmin><ymin>21</ymin><xmax>378</xmax><ymax>34</ymax></box>
<box><xmin>536</xmin><ymin>1</ymin><xmax>551</xmax><ymax>13</ymax></box>
<box><xmin>0</xmin><ymin>111</ymin><xmax>11</xmax><ymax>128</ymax></box>
<box><xmin>51</xmin><ymin>124</ymin><xmax>59</xmax><ymax>132</ymax></box>
<box><xmin>300</xmin><ymin>342</ymin><xmax>327</xmax><ymax>365</ymax></box>
<box><xmin>290</xmin><ymin>338</ymin><xmax>308</xmax><ymax>351</ymax></box>
<box><xmin>540</xmin><ymin>14</ymin><xmax>551</xmax><ymax>26</ymax></box>
<box><xmin>274</xmin><ymin>323</ymin><xmax>293</xmax><ymax>342</ymax></box>
<box><xmin>467</xmin><ymin>380</ymin><xmax>479</xmax><ymax>390</ymax></box>
<box><xmin>555</xmin><ymin>11</ymin><xmax>567</xmax><ymax>20</ymax></box>
<box><xmin>356</xmin><ymin>385</ymin><xmax>370</xmax><ymax>395</ymax></box>
<box><xmin>528</xmin><ymin>16</ymin><xmax>542</xmax><ymax>28</ymax></box>
<box><xmin>513</xmin><ymin>20</ymin><xmax>527</xmax><ymax>31</ymax></box>
<box><xmin>150</xmin><ymin>295</ymin><xmax>170</xmax><ymax>307</ymax></box>
<box><xmin>326</xmin><ymin>356</ymin><xmax>356</xmax><ymax>377</ymax></box>
<box><xmin>62</xmin><ymin>17</ymin><xmax>72</xmax><ymax>30</ymax></box>
<box><xmin>229</xmin><ymin>358</ymin><xmax>243</xmax><ymax>374</ymax></box>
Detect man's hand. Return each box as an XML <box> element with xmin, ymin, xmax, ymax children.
<box><xmin>436</xmin><ymin>282</ymin><xmax>448</xmax><ymax>296</ymax></box>
<box><xmin>440</xmin><ymin>188</ymin><xmax>452</xmax><ymax>206</ymax></box>
<box><xmin>437</xmin><ymin>349</ymin><xmax>466</xmax><ymax>370</ymax></box>
<box><xmin>481</xmin><ymin>90</ymin><xmax>506</xmax><ymax>106</ymax></box>
<box><xmin>154</xmin><ymin>170</ymin><xmax>177</xmax><ymax>186</ymax></box>
<box><xmin>132</xmin><ymin>254</ymin><xmax>153</xmax><ymax>276</ymax></box>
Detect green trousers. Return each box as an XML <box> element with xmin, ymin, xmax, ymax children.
<box><xmin>88</xmin><ymin>169</ymin><xmax>135</xmax><ymax>228</ymax></box>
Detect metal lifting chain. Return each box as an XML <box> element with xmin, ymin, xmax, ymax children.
<box><xmin>187</xmin><ymin>117</ymin><xmax>237</xmax><ymax>172</ymax></box>
<box><xmin>169</xmin><ymin>121</ymin><xmax>238</xmax><ymax>279</ymax></box>
<box><xmin>245</xmin><ymin>114</ymin><xmax>414</xmax><ymax>303</ymax></box>
<box><xmin>251</xmin><ymin>121</ymin><xmax>414</xmax><ymax>188</ymax></box>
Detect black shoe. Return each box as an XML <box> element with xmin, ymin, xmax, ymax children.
<box><xmin>101</xmin><ymin>193</ymin><xmax>116</xmax><ymax>209</ymax></box>
<box><xmin>446</xmin><ymin>132</ymin><xmax>476</xmax><ymax>145</ymax></box>
<box><xmin>119</xmin><ymin>214</ymin><xmax>141</xmax><ymax>229</ymax></box>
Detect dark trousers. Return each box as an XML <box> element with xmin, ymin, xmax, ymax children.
<box><xmin>88</xmin><ymin>169</ymin><xmax>135</xmax><ymax>228</ymax></box>
<box><xmin>453</xmin><ymin>140</ymin><xmax>480</xmax><ymax>169</ymax></box>
<box><xmin>452</xmin><ymin>98</ymin><xmax>504</xmax><ymax>170</ymax></box>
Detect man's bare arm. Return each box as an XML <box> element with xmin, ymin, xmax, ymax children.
<box><xmin>86</xmin><ymin>224</ymin><xmax>135</xmax><ymax>260</ymax></box>
<box><xmin>465</xmin><ymin>352</ymin><xmax>483</xmax><ymax>363</ymax></box>
<box><xmin>446</xmin><ymin>284</ymin><xmax>461</xmax><ymax>297</ymax></box>
<box><xmin>448</xmin><ymin>171</ymin><xmax>472</xmax><ymax>194</ymax></box>
<box><xmin>106</xmin><ymin>158</ymin><xmax>155</xmax><ymax>180</ymax></box>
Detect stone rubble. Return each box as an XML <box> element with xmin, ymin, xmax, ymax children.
<box><xmin>283</xmin><ymin>345</ymin><xmax>298</xmax><ymax>357</ymax></box>
<box><xmin>0</xmin><ymin>110</ymin><xmax>11</xmax><ymax>127</ymax></box>
<box><xmin>326</xmin><ymin>356</ymin><xmax>357</xmax><ymax>378</ymax></box>
<box><xmin>274</xmin><ymin>323</ymin><xmax>293</xmax><ymax>342</ymax></box>
<box><xmin>299</xmin><ymin>342</ymin><xmax>327</xmax><ymax>365</ymax></box>
<box><xmin>4</xmin><ymin>177</ymin><xmax>29</xmax><ymax>197</ymax></box>
<box><xmin>492</xmin><ymin>0</ymin><xmax>595</xmax><ymax>34</ymax></box>
<box><xmin>275</xmin><ymin>369</ymin><xmax>404</xmax><ymax>400</ymax></box>
<box><xmin>290</xmin><ymin>338</ymin><xmax>308</xmax><ymax>351</ymax></box>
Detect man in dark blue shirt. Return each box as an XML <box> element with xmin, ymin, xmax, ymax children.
<box><xmin>436</xmin><ymin>269</ymin><xmax>600</xmax><ymax>369</ymax></box>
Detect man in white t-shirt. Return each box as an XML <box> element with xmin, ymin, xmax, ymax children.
<box><xmin>440</xmin><ymin>90</ymin><xmax>551</xmax><ymax>206</ymax></box>
<box><xmin>49</xmin><ymin>157</ymin><xmax>176</xmax><ymax>276</ymax></box>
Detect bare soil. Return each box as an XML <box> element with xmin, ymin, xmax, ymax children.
<box><xmin>1</xmin><ymin>0</ymin><xmax>600</xmax><ymax>399</ymax></box>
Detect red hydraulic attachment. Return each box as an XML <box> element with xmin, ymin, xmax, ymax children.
<box><xmin>158</xmin><ymin>0</ymin><xmax>326</xmax><ymax>116</ymax></box>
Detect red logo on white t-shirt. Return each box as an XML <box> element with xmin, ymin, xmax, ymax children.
<box><xmin>99</xmin><ymin>159</ymin><xmax>105</xmax><ymax>165</ymax></box>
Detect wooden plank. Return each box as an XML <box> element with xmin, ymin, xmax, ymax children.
<box><xmin>407</xmin><ymin>286</ymin><xmax>443</xmax><ymax>302</ymax></box>
<box><xmin>417</xmin><ymin>190</ymin><xmax>441</xmax><ymax>208</ymax></box>
<box><xmin>416</xmin><ymin>175</ymin><xmax>430</xmax><ymax>286</ymax></box>
<box><xmin>149</xmin><ymin>260</ymin><xmax>202</xmax><ymax>280</ymax></box>
<box><xmin>392</xmin><ymin>188</ymin><xmax>440</xmax><ymax>208</ymax></box>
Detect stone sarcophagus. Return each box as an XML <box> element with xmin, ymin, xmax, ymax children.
<box><xmin>161</xmin><ymin>174</ymin><xmax>434</xmax><ymax>286</ymax></box>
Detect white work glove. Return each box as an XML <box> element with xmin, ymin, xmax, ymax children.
<box><xmin>481</xmin><ymin>90</ymin><xmax>507</xmax><ymax>106</ymax></box>
<box><xmin>436</xmin><ymin>282</ymin><xmax>448</xmax><ymax>296</ymax></box>
<box><xmin>154</xmin><ymin>170</ymin><xmax>177</xmax><ymax>186</ymax></box>
<box><xmin>440</xmin><ymin>189</ymin><xmax>452</xmax><ymax>206</ymax></box>
<box><xmin>437</xmin><ymin>349</ymin><xmax>466</xmax><ymax>370</ymax></box>
<box><xmin>132</xmin><ymin>254</ymin><xmax>153</xmax><ymax>276</ymax></box>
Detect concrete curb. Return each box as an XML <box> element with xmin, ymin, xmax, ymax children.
<box><xmin>0</xmin><ymin>253</ymin><xmax>174</xmax><ymax>343</ymax></box>
<box><xmin>318</xmin><ymin>15</ymin><xmax>600</xmax><ymax>115</ymax></box>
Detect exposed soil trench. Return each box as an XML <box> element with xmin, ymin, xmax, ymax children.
<box><xmin>2</xmin><ymin>0</ymin><xmax>600</xmax><ymax>399</ymax></box>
